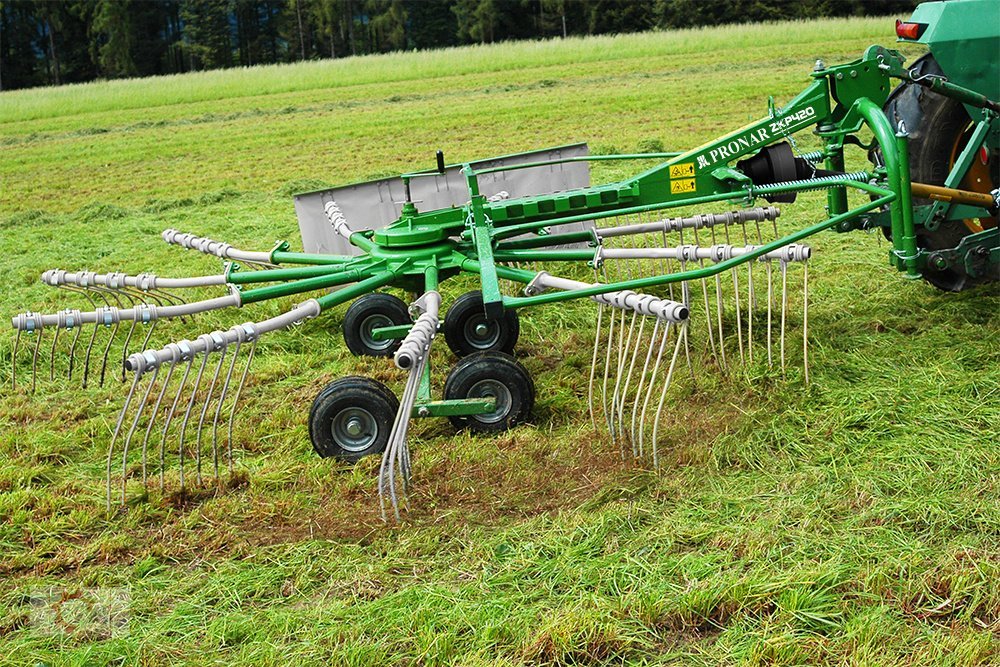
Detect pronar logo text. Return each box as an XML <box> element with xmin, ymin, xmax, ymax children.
<box><xmin>695</xmin><ymin>106</ymin><xmax>816</xmax><ymax>170</ymax></box>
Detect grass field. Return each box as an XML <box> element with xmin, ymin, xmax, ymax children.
<box><xmin>2</xmin><ymin>16</ymin><xmax>999</xmax><ymax>666</ymax></box>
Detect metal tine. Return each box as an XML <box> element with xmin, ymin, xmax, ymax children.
<box><xmin>177</xmin><ymin>351</ymin><xmax>211</xmax><ymax>489</ymax></box>
<box><xmin>780</xmin><ymin>259</ymin><xmax>788</xmax><ymax>375</ymax></box>
<box><xmin>803</xmin><ymin>259</ymin><xmax>810</xmax><ymax>385</ymax></box>
<box><xmin>211</xmin><ymin>338</ymin><xmax>243</xmax><ymax>483</ymax></box>
<box><xmin>89</xmin><ymin>286</ymin><xmax>126</xmax><ymax>387</ymax></box>
<box><xmin>630</xmin><ymin>315</ymin><xmax>661</xmax><ymax>457</ymax></box>
<box><xmin>588</xmin><ymin>265</ymin><xmax>605</xmax><ymax>430</ymax></box>
<box><xmin>724</xmin><ymin>222</ymin><xmax>745</xmax><ymax>364</ymax></box>
<box><xmin>195</xmin><ymin>343</ymin><xmax>228</xmax><ymax>486</ymax></box>
<box><xmin>160</xmin><ymin>352</ymin><xmax>196</xmax><ymax>493</ymax></box>
<box><xmin>379</xmin><ymin>295</ymin><xmax>438</xmax><ymax>522</ymax></box>
<box><xmin>740</xmin><ymin>220</ymin><xmax>754</xmax><ymax>365</ymax></box>
<box><xmin>67</xmin><ymin>317</ymin><xmax>84</xmax><ymax>382</ymax></box>
<box><xmin>618</xmin><ymin>306</ymin><xmax>646</xmax><ymax>456</ymax></box>
<box><xmin>600</xmin><ymin>264</ymin><xmax>617</xmax><ymax>444</ymax></box>
<box><xmin>106</xmin><ymin>371</ymin><xmax>142</xmax><ymax>511</ymax></box>
<box><xmin>379</xmin><ymin>367</ymin><xmax>419</xmax><ymax>522</ymax></box>
<box><xmin>47</xmin><ymin>322</ymin><xmax>61</xmax><ymax>382</ymax></box>
<box><xmin>612</xmin><ymin>224</ymin><xmax>642</xmax><ymax>454</ymax></box>
<box><xmin>120</xmin><ymin>366</ymin><xmax>160</xmax><ymax>503</ymax></box>
<box><xmin>142</xmin><ymin>360</ymin><xmax>176</xmax><ymax>489</ymax></box>
<box><xmin>11</xmin><ymin>327</ymin><xmax>21</xmax><ymax>391</ymax></box>
<box><xmin>57</xmin><ymin>284</ymin><xmax>98</xmax><ymax>382</ymax></box>
<box><xmin>676</xmin><ymin>227</ymin><xmax>693</xmax><ymax>378</ymax></box>
<box><xmin>691</xmin><ymin>225</ymin><xmax>718</xmax><ymax>362</ymax></box>
<box><xmin>227</xmin><ymin>338</ymin><xmax>257</xmax><ymax>476</ymax></box>
<box><xmin>31</xmin><ymin>325</ymin><xmax>44</xmax><ymax>394</ymax></box>
<box><xmin>80</xmin><ymin>286</ymin><xmax>116</xmax><ymax>389</ymax></box>
<box><xmin>639</xmin><ymin>321</ymin><xmax>674</xmax><ymax>462</ymax></box>
<box><xmin>710</xmin><ymin>225</ymin><xmax>727</xmax><ymax>370</ymax></box>
<box><xmin>609</xmin><ymin>258</ymin><xmax>633</xmax><ymax>451</ymax></box>
<box><xmin>650</xmin><ymin>322</ymin><xmax>687</xmax><ymax>469</ymax></box>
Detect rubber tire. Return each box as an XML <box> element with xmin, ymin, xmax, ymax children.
<box><xmin>443</xmin><ymin>291</ymin><xmax>520</xmax><ymax>357</ymax></box>
<box><xmin>443</xmin><ymin>352</ymin><xmax>534</xmax><ymax>433</ymax></box>
<box><xmin>342</xmin><ymin>293</ymin><xmax>410</xmax><ymax>357</ymax></box>
<box><xmin>309</xmin><ymin>376</ymin><xmax>399</xmax><ymax>462</ymax></box>
<box><xmin>876</xmin><ymin>54</ymin><xmax>998</xmax><ymax>291</ymax></box>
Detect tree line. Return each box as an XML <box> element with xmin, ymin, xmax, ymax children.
<box><xmin>1</xmin><ymin>0</ymin><xmax>917</xmax><ymax>91</ymax></box>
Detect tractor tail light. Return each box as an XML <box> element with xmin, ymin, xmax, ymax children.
<box><xmin>896</xmin><ymin>20</ymin><xmax>927</xmax><ymax>40</ymax></box>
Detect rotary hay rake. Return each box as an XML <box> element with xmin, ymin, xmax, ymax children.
<box><xmin>9</xmin><ymin>1</ymin><xmax>999</xmax><ymax>521</ymax></box>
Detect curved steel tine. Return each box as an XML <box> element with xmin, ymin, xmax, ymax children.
<box><xmin>588</xmin><ymin>266</ymin><xmax>604</xmax><ymax>430</ymax></box>
<box><xmin>67</xmin><ymin>324</ymin><xmax>83</xmax><ymax>382</ymax></box>
<box><xmin>639</xmin><ymin>322</ymin><xmax>672</xmax><ymax>461</ymax></box>
<box><xmin>160</xmin><ymin>355</ymin><xmax>195</xmax><ymax>492</ymax></box>
<box><xmin>178</xmin><ymin>352</ymin><xmax>211</xmax><ymax>488</ymax></box>
<box><xmin>380</xmin><ymin>358</ymin><xmax>423</xmax><ymax>522</ymax></box>
<box><xmin>91</xmin><ymin>286</ymin><xmax>124</xmax><ymax>387</ymax></box>
<box><xmin>780</xmin><ymin>259</ymin><xmax>788</xmax><ymax>376</ymax></box>
<box><xmin>31</xmin><ymin>326</ymin><xmax>44</xmax><ymax>394</ymax></box>
<box><xmin>139</xmin><ymin>320</ymin><xmax>158</xmax><ymax>354</ymax></box>
<box><xmin>619</xmin><ymin>312</ymin><xmax>646</xmax><ymax>456</ymax></box>
<box><xmin>651</xmin><ymin>323</ymin><xmax>686</xmax><ymax>469</ymax></box>
<box><xmin>227</xmin><ymin>338</ymin><xmax>257</xmax><ymax>475</ymax></box>
<box><xmin>117</xmin><ymin>292</ymin><xmax>143</xmax><ymax>383</ymax></box>
<box><xmin>142</xmin><ymin>363</ymin><xmax>176</xmax><ymax>489</ymax></box>
<box><xmin>757</xmin><ymin>220</ymin><xmax>774</xmax><ymax>367</ymax></box>
<box><xmin>740</xmin><ymin>221</ymin><xmax>754</xmax><ymax>364</ymax></box>
<box><xmin>57</xmin><ymin>285</ymin><xmax>97</xmax><ymax>383</ymax></box>
<box><xmin>600</xmin><ymin>264</ymin><xmax>616</xmax><ymax>442</ymax></box>
<box><xmin>212</xmin><ymin>338</ymin><xmax>242</xmax><ymax>483</ymax></box>
<box><xmin>11</xmin><ymin>328</ymin><xmax>20</xmax><ymax>391</ymax></box>
<box><xmin>48</xmin><ymin>323</ymin><xmax>61</xmax><ymax>382</ymax></box>
<box><xmin>725</xmin><ymin>222</ymin><xmax>745</xmax><ymax>365</ymax></box>
<box><xmin>630</xmin><ymin>317</ymin><xmax>661</xmax><ymax>456</ymax></box>
<box><xmin>803</xmin><ymin>260</ymin><xmax>810</xmax><ymax>385</ymax></box>
<box><xmin>106</xmin><ymin>372</ymin><xmax>141</xmax><ymax>511</ymax></box>
<box><xmin>710</xmin><ymin>225</ymin><xmax>727</xmax><ymax>370</ymax></box>
<box><xmin>692</xmin><ymin>226</ymin><xmax>717</xmax><ymax>360</ymax></box>
<box><xmin>195</xmin><ymin>346</ymin><xmax>227</xmax><ymax>486</ymax></box>
<box><xmin>121</xmin><ymin>366</ymin><xmax>159</xmax><ymax>504</ymax></box>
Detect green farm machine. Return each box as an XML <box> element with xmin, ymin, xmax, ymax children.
<box><xmin>10</xmin><ymin>1</ymin><xmax>998</xmax><ymax>519</ymax></box>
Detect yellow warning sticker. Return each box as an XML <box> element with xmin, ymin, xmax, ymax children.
<box><xmin>669</xmin><ymin>163</ymin><xmax>695</xmax><ymax>178</ymax></box>
<box><xmin>670</xmin><ymin>178</ymin><xmax>696</xmax><ymax>194</ymax></box>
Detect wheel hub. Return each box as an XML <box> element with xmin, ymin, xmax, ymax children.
<box><xmin>360</xmin><ymin>313</ymin><xmax>394</xmax><ymax>351</ymax></box>
<box><xmin>332</xmin><ymin>407</ymin><xmax>378</xmax><ymax>452</ymax></box>
<box><xmin>464</xmin><ymin>316</ymin><xmax>500</xmax><ymax>350</ymax></box>
<box><xmin>467</xmin><ymin>379</ymin><xmax>511</xmax><ymax>424</ymax></box>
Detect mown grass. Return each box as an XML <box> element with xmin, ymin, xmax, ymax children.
<box><xmin>1</xmin><ymin>16</ymin><xmax>998</xmax><ymax>666</ymax></box>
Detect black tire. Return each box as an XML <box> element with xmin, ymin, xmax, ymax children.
<box><xmin>443</xmin><ymin>291</ymin><xmax>520</xmax><ymax>357</ymax></box>
<box><xmin>875</xmin><ymin>54</ymin><xmax>998</xmax><ymax>291</ymax></box>
<box><xmin>443</xmin><ymin>352</ymin><xmax>534</xmax><ymax>433</ymax></box>
<box><xmin>342</xmin><ymin>293</ymin><xmax>410</xmax><ymax>357</ymax></box>
<box><xmin>309</xmin><ymin>376</ymin><xmax>399</xmax><ymax>461</ymax></box>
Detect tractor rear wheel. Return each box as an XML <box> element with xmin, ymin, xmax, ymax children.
<box><xmin>877</xmin><ymin>54</ymin><xmax>998</xmax><ymax>291</ymax></box>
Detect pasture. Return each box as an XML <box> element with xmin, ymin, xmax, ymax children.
<box><xmin>1</xmin><ymin>16</ymin><xmax>998</xmax><ymax>665</ymax></box>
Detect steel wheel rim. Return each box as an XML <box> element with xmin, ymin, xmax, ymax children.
<box><xmin>331</xmin><ymin>407</ymin><xmax>378</xmax><ymax>452</ymax></box>
<box><xmin>463</xmin><ymin>315</ymin><xmax>500</xmax><ymax>350</ymax></box>
<box><xmin>360</xmin><ymin>313</ymin><xmax>394</xmax><ymax>351</ymax></box>
<box><xmin>467</xmin><ymin>379</ymin><xmax>512</xmax><ymax>424</ymax></box>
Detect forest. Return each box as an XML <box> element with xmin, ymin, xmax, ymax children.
<box><xmin>2</xmin><ymin>0</ymin><xmax>918</xmax><ymax>91</ymax></box>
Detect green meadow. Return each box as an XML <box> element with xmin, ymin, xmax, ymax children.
<box><xmin>1</xmin><ymin>16</ymin><xmax>998</xmax><ymax>666</ymax></box>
